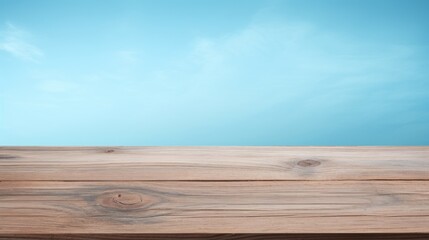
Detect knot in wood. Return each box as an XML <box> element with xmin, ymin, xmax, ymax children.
<box><xmin>113</xmin><ymin>192</ymin><xmax>142</xmax><ymax>206</ymax></box>
<box><xmin>97</xmin><ymin>191</ymin><xmax>145</xmax><ymax>210</ymax></box>
<box><xmin>297</xmin><ymin>159</ymin><xmax>321</xmax><ymax>167</ymax></box>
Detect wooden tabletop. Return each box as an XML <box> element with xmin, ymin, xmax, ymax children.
<box><xmin>1</xmin><ymin>147</ymin><xmax>428</xmax><ymax>239</ymax></box>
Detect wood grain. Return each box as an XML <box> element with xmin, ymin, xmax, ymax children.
<box><xmin>0</xmin><ymin>181</ymin><xmax>428</xmax><ymax>233</ymax></box>
<box><xmin>2</xmin><ymin>234</ymin><xmax>429</xmax><ymax>240</ymax></box>
<box><xmin>1</xmin><ymin>147</ymin><xmax>428</xmax><ymax>238</ymax></box>
<box><xmin>1</xmin><ymin>146</ymin><xmax>428</xmax><ymax>180</ymax></box>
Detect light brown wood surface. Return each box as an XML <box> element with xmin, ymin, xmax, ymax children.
<box><xmin>0</xmin><ymin>147</ymin><xmax>428</xmax><ymax>237</ymax></box>
<box><xmin>1</xmin><ymin>146</ymin><xmax>428</xmax><ymax>180</ymax></box>
<box><xmin>0</xmin><ymin>233</ymin><xmax>429</xmax><ymax>240</ymax></box>
<box><xmin>1</xmin><ymin>234</ymin><xmax>429</xmax><ymax>240</ymax></box>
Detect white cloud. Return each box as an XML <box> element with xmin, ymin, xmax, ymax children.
<box><xmin>134</xmin><ymin>16</ymin><xmax>423</xmax><ymax>133</ymax></box>
<box><xmin>0</xmin><ymin>22</ymin><xmax>44</xmax><ymax>62</ymax></box>
<box><xmin>187</xmin><ymin>19</ymin><xmax>416</xmax><ymax>93</ymax></box>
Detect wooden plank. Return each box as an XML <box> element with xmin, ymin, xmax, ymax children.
<box><xmin>1</xmin><ymin>234</ymin><xmax>429</xmax><ymax>240</ymax></box>
<box><xmin>1</xmin><ymin>146</ymin><xmax>428</xmax><ymax>180</ymax></box>
<box><xmin>0</xmin><ymin>181</ymin><xmax>428</xmax><ymax>234</ymax></box>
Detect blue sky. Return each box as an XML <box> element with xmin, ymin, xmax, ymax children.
<box><xmin>1</xmin><ymin>0</ymin><xmax>428</xmax><ymax>145</ymax></box>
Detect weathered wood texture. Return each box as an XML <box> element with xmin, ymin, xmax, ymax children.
<box><xmin>0</xmin><ymin>181</ymin><xmax>429</xmax><ymax>233</ymax></box>
<box><xmin>2</xmin><ymin>234</ymin><xmax>429</xmax><ymax>240</ymax></box>
<box><xmin>0</xmin><ymin>147</ymin><xmax>428</xmax><ymax>237</ymax></box>
<box><xmin>1</xmin><ymin>146</ymin><xmax>428</xmax><ymax>180</ymax></box>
